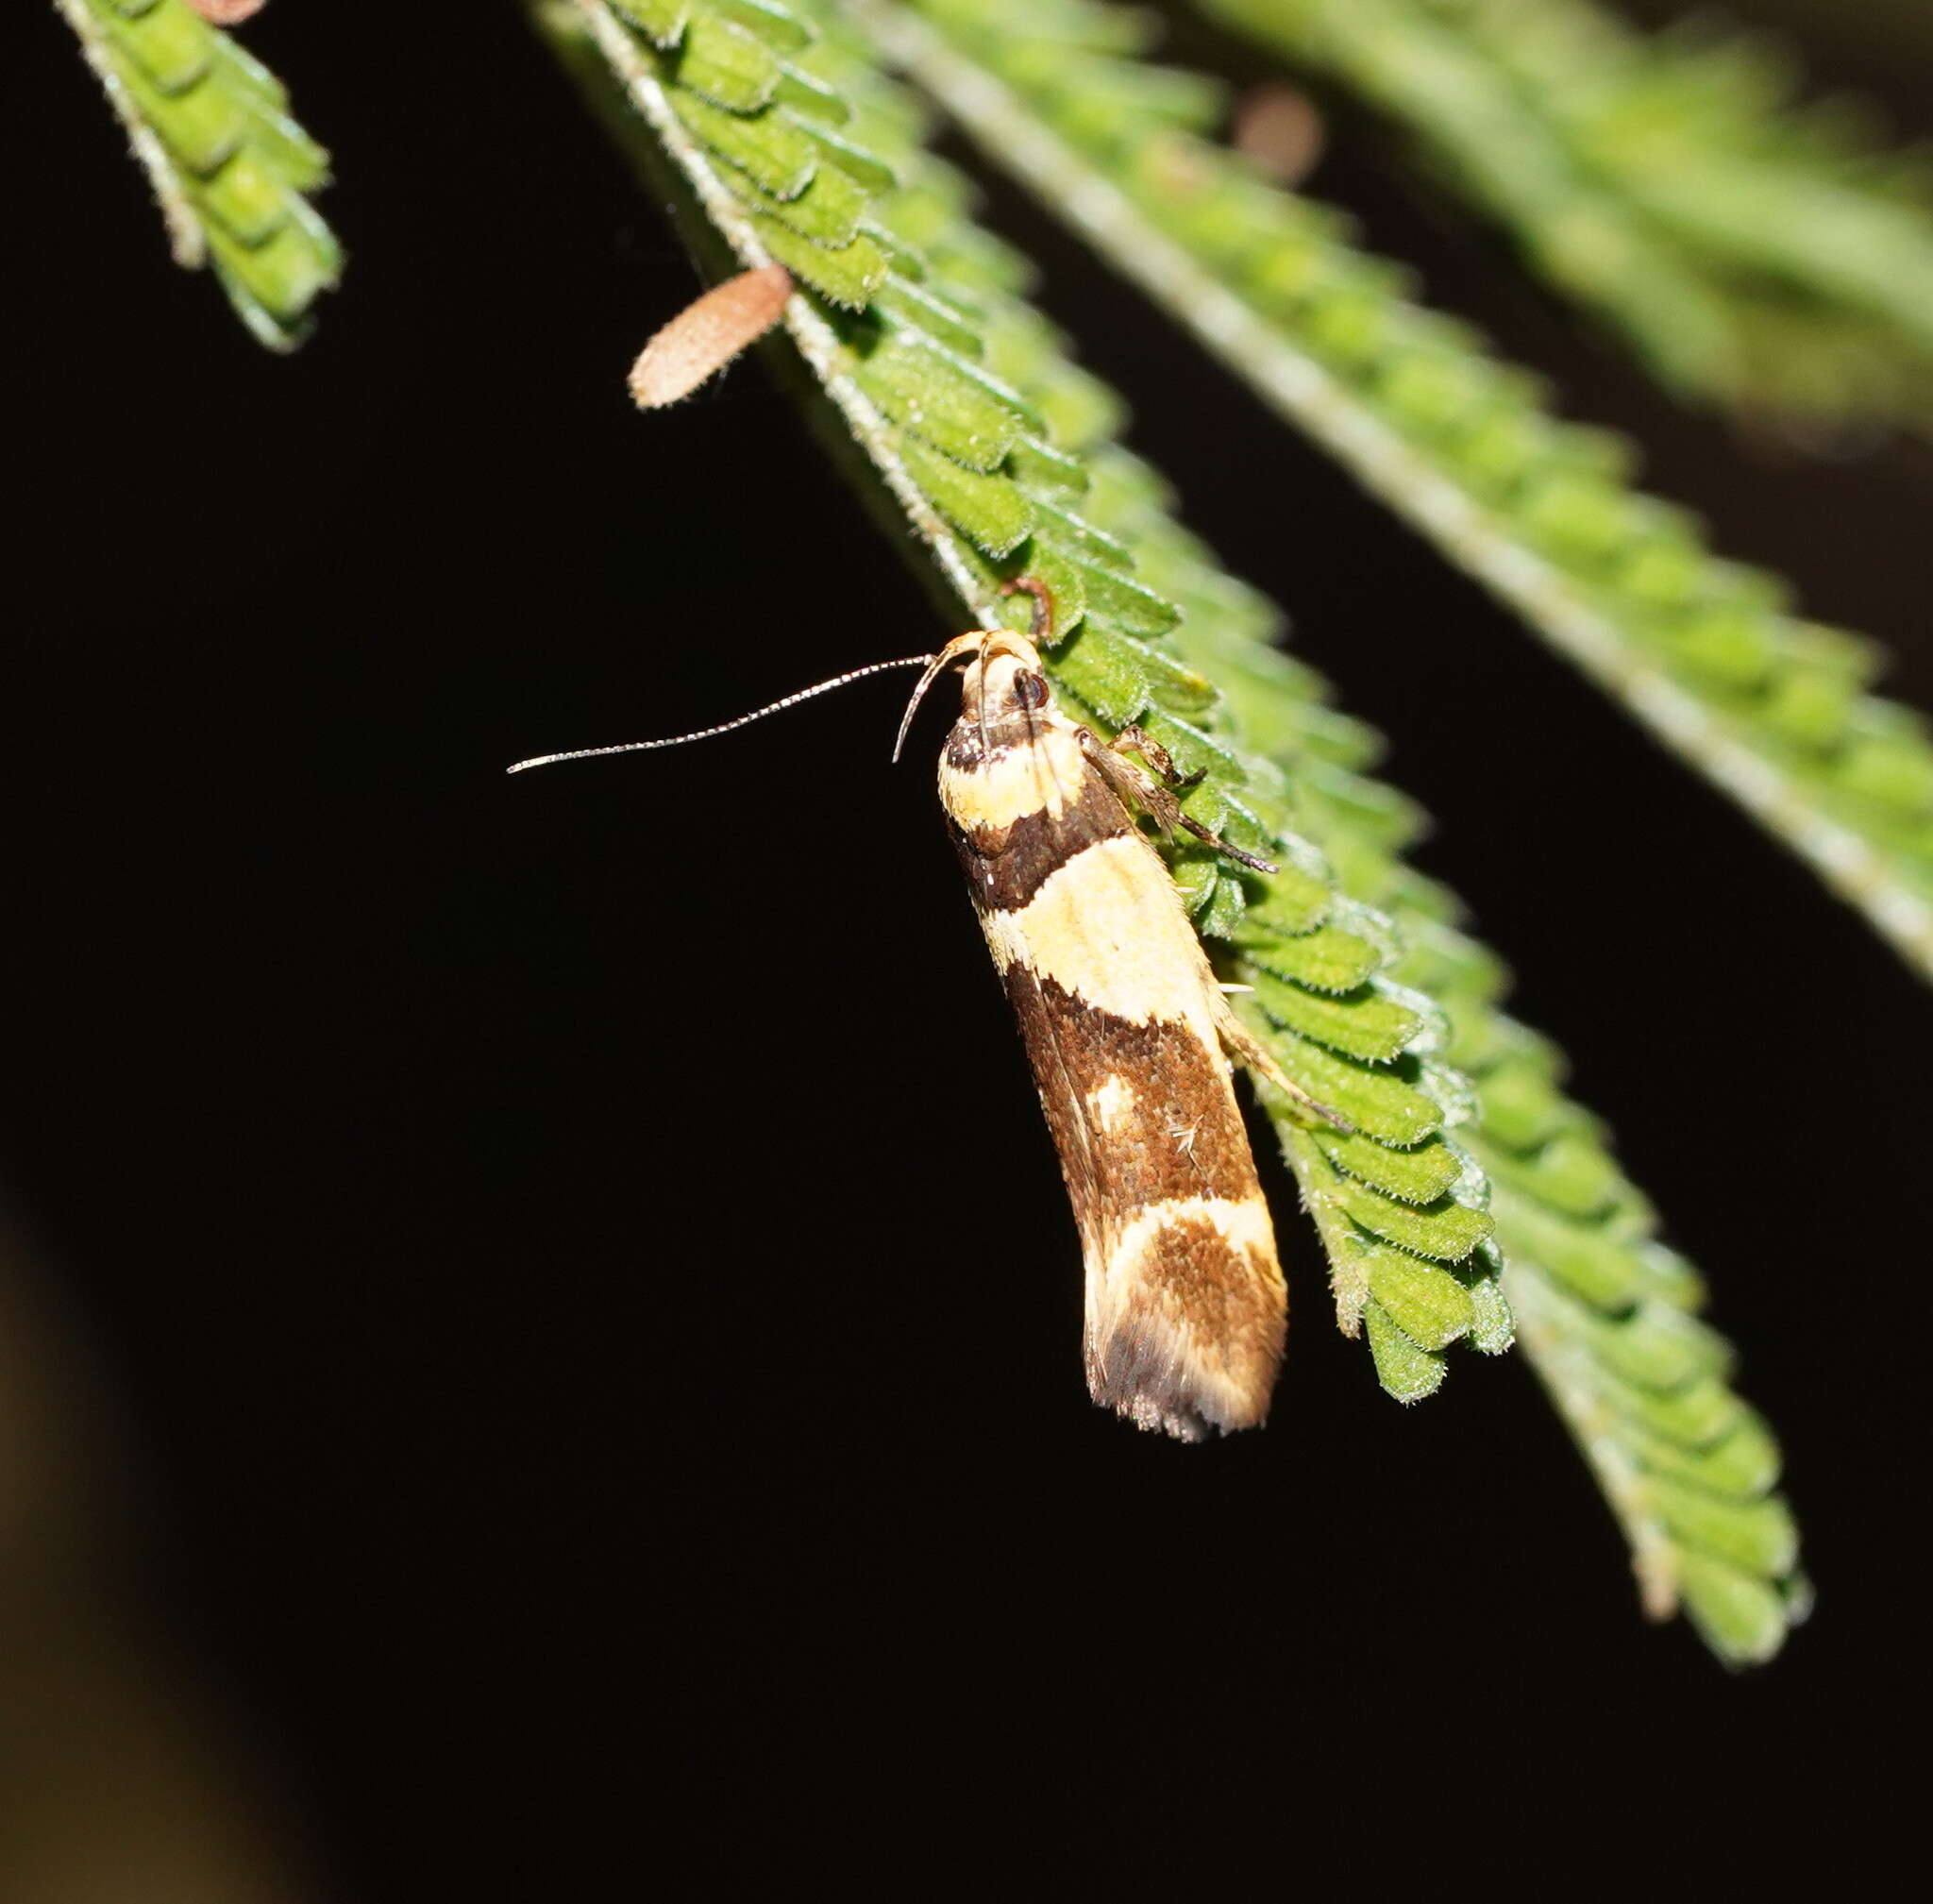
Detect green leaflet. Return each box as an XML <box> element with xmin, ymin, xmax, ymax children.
<box><xmin>1677</xmin><ymin>1553</ymin><xmax>1807</xmax><ymax>1668</ymax></box>
<box><xmin>58</xmin><ymin>0</ymin><xmax>341</xmax><ymax>346</ymax></box>
<box><xmin>1049</xmin><ymin>625</ymin><xmax>1213</xmax><ymax>723</ymax></box>
<box><xmin>546</xmin><ymin>0</ymin><xmax>1505</xmax><ymax>1409</ymax></box>
<box><xmin>1252</xmin><ymin>1029</ymin><xmax>1443</xmax><ymax>1149</ymax></box>
<box><xmin>671</xmin><ymin>85</ymin><xmax>820</xmax><ymax>195</ymax></box>
<box><xmin>1005</xmin><ymin>434</ymin><xmax>1087</xmax><ymax>498</ymax></box>
<box><xmin>748</xmin><ymin>214</ymin><xmax>889</xmax><ymax>305</ymax></box>
<box><xmin>1367</xmin><ymin>1247</ymin><xmax>1477</xmax><ymax>1352</ymax></box>
<box><xmin>1336</xmin><ymin>1180</ymin><xmax>1493</xmax><ymax>1263</ymax></box>
<box><xmin>714</xmin><ymin>0</ymin><xmax>815</xmax><ymax>54</ymax></box>
<box><xmin>1508</xmin><ymin>1265</ymin><xmax>1806</xmax><ymax>1664</ymax></box>
<box><xmin>1364</xmin><ymin>1298</ymin><xmax>1447</xmax><ymax>1401</ymax></box>
<box><xmin>1320</xmin><ymin>1130</ymin><xmax>1465</xmax><ymax>1208</ymax></box>
<box><xmin>1246</xmin><ymin>971</ymin><xmax>1421</xmax><ymax>1064</ymax></box>
<box><xmin>877</xmin><ymin>0</ymin><xmax>1933</xmax><ymax>982</ymax></box>
<box><xmin>677</xmin><ymin>11</ymin><xmax>784</xmax><ymax>110</ymax></box>
<box><xmin>854</xmin><ymin>333</ymin><xmax>1034</xmax><ymax>470</ymax></box>
<box><xmin>1237</xmin><ymin>917</ymin><xmax>1389</xmax><ymax>994</ymax></box>
<box><xmin>1455</xmin><ymin>1253</ymin><xmax>1514</xmax><ymax>1356</ymax></box>
<box><xmin>871</xmin><ymin>272</ymin><xmax>983</xmax><ymax>355</ymax></box>
<box><xmin>544</xmin><ymin>0</ymin><xmax>1803</xmax><ymax>1661</ymax></box>
<box><xmin>1635</xmin><ymin>1410</ymin><xmax>1779</xmax><ymax>1500</ymax></box>
<box><xmin>613</xmin><ymin>0</ymin><xmax>691</xmax><ymax>44</ymax></box>
<box><xmin>1235</xmin><ymin>859</ymin><xmax>1332</xmax><ymax>939</ymax></box>
<box><xmin>896</xmin><ymin>435</ymin><xmax>1034</xmax><ymax>553</ymax></box>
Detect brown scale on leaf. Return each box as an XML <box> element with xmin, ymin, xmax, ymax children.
<box><xmin>628</xmin><ymin>263</ymin><xmax>794</xmax><ymax>409</ymax></box>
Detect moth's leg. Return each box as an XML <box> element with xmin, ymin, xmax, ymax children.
<box><xmin>1077</xmin><ymin>728</ymin><xmax>1185</xmax><ymax>830</ymax></box>
<box><xmin>1075</xmin><ymin>728</ymin><xmax>1278</xmax><ymax>876</ymax></box>
<box><xmin>1110</xmin><ymin>724</ymin><xmax>1205</xmax><ymax>792</ymax></box>
<box><xmin>1213</xmin><ymin>991</ymin><xmax>1354</xmax><ymax>1132</ymax></box>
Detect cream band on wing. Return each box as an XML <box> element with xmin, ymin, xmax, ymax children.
<box><xmin>979</xmin><ymin>837</ymin><xmax>1227</xmax><ymax>1041</ymax></box>
<box><xmin>936</xmin><ymin>721</ymin><xmax>1087</xmax><ymax>830</ymax></box>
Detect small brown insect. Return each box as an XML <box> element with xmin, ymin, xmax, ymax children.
<box><xmin>903</xmin><ymin>631</ymin><xmax>1343</xmax><ymax>1438</ymax></box>
<box><xmin>628</xmin><ymin>263</ymin><xmax>795</xmax><ymax>409</ymax></box>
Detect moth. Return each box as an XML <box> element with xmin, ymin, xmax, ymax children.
<box><xmin>899</xmin><ymin>629</ymin><xmax>1341</xmax><ymax>1438</ymax></box>
<box><xmin>512</xmin><ymin>621</ymin><xmax>1340</xmax><ymax>1440</ymax></box>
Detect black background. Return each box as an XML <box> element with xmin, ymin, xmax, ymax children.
<box><xmin>10</xmin><ymin>2</ymin><xmax>1929</xmax><ymax>1890</ymax></box>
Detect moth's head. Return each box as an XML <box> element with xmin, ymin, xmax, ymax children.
<box><xmin>893</xmin><ymin>629</ymin><xmax>1053</xmax><ymax>762</ymax></box>
<box><xmin>959</xmin><ymin>629</ymin><xmax>1053</xmax><ymax>726</ymax></box>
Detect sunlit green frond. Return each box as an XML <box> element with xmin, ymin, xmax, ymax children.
<box><xmin>56</xmin><ymin>0</ymin><xmax>340</xmax><ymax>346</ymax></box>
<box><xmin>861</xmin><ymin>0</ymin><xmax>1933</xmax><ymax>983</ymax></box>
<box><xmin>530</xmin><ymin>0</ymin><xmax>1806</xmax><ymax>1656</ymax></box>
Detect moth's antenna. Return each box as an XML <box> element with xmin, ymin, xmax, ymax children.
<box><xmin>893</xmin><ymin>631</ymin><xmax>995</xmax><ymax>766</ymax></box>
<box><xmin>508</xmin><ymin>655</ymin><xmax>935</xmax><ymax>774</ymax></box>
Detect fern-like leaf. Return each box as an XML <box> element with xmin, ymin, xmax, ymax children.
<box><xmin>531</xmin><ymin>0</ymin><xmax>1805</xmax><ymax>1656</ymax></box>
<box><xmin>55</xmin><ymin>0</ymin><xmax>340</xmax><ymax>346</ymax></box>
<box><xmin>862</xmin><ymin>0</ymin><xmax>1933</xmax><ymax>981</ymax></box>
<box><xmin>534</xmin><ymin>0</ymin><xmax>1506</xmax><ymax>1394</ymax></box>
<box><xmin>1199</xmin><ymin>0</ymin><xmax>1933</xmax><ymax>431</ymax></box>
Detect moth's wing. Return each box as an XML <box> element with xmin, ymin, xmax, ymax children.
<box><xmin>1084</xmin><ymin>741</ymin><xmax>1351</xmax><ymax>1132</ymax></box>
<box><xmin>995</xmin><ymin>926</ymin><xmax>1286</xmax><ymax>1441</ymax></box>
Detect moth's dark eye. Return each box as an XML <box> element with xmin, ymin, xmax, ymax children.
<box><xmin>1014</xmin><ymin>670</ymin><xmax>1051</xmax><ymax>711</ymax></box>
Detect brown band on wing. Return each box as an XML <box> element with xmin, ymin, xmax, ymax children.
<box><xmin>997</xmin><ymin>969</ymin><xmax>1286</xmax><ymax>1436</ymax></box>
<box><xmin>1089</xmin><ymin>1208</ymin><xmax>1285</xmax><ymax>1439</ymax></box>
<box><xmin>945</xmin><ymin>776</ymin><xmax>1135</xmax><ymax>914</ymax></box>
<box><xmin>1010</xmin><ymin>973</ymin><xmax>1261</xmax><ymax>1218</ymax></box>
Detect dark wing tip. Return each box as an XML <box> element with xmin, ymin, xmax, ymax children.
<box><xmin>1089</xmin><ymin>1320</ymin><xmax>1272</xmax><ymax>1442</ymax></box>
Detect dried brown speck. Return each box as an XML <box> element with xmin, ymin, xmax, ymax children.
<box><xmin>1231</xmin><ymin>84</ymin><xmax>1326</xmax><ymax>187</ymax></box>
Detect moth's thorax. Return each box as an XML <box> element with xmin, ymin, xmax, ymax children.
<box><xmin>937</xmin><ymin>649</ymin><xmax>1089</xmax><ymax>834</ymax></box>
